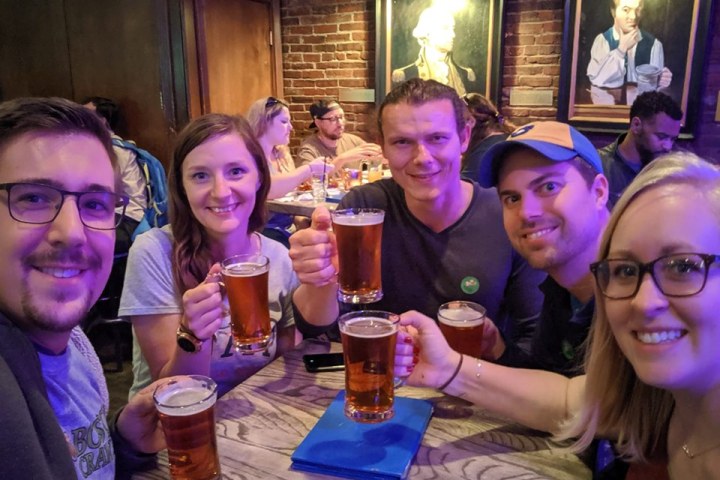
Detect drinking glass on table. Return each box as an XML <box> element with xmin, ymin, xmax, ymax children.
<box><xmin>366</xmin><ymin>157</ymin><xmax>384</xmax><ymax>183</ymax></box>
<box><xmin>311</xmin><ymin>156</ymin><xmax>329</xmax><ymax>203</ymax></box>
<box><xmin>339</xmin><ymin>310</ymin><xmax>399</xmax><ymax>423</ymax></box>
<box><xmin>437</xmin><ymin>301</ymin><xmax>487</xmax><ymax>358</ymax></box>
<box><xmin>330</xmin><ymin>208</ymin><xmax>384</xmax><ymax>303</ymax></box>
<box><xmin>154</xmin><ymin>375</ymin><xmax>221</xmax><ymax>480</ymax></box>
<box><xmin>220</xmin><ymin>254</ymin><xmax>271</xmax><ymax>353</ymax></box>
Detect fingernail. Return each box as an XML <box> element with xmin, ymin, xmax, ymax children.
<box><xmin>404</xmin><ymin>336</ymin><xmax>413</xmax><ymax>344</ymax></box>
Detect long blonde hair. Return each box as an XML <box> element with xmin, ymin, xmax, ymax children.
<box><xmin>564</xmin><ymin>152</ymin><xmax>720</xmax><ymax>462</ymax></box>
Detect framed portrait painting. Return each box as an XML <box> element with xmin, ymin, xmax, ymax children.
<box><xmin>375</xmin><ymin>0</ymin><xmax>505</xmax><ymax>104</ymax></box>
<box><xmin>557</xmin><ymin>0</ymin><xmax>713</xmax><ymax>135</ymax></box>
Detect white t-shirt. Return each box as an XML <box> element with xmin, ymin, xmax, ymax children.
<box><xmin>119</xmin><ymin>226</ymin><xmax>298</xmax><ymax>398</ymax></box>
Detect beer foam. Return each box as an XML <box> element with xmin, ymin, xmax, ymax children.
<box><xmin>223</xmin><ymin>262</ymin><xmax>266</xmax><ymax>277</ymax></box>
<box><xmin>342</xmin><ymin>317</ymin><xmax>396</xmax><ymax>338</ymax></box>
<box><xmin>438</xmin><ymin>307</ymin><xmax>485</xmax><ymax>327</ymax></box>
<box><xmin>156</xmin><ymin>387</ymin><xmax>216</xmax><ymax>416</ymax></box>
<box><xmin>332</xmin><ymin>213</ymin><xmax>384</xmax><ymax>227</ymax></box>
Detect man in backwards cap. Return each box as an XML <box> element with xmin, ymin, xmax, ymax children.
<box><xmin>473</xmin><ymin>120</ymin><xmax>610</xmax><ymax>374</ymax></box>
<box><xmin>297</xmin><ymin>99</ymin><xmax>382</xmax><ymax>169</ymax></box>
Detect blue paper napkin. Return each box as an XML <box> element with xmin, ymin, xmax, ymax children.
<box><xmin>291</xmin><ymin>391</ymin><xmax>433</xmax><ymax>480</ymax></box>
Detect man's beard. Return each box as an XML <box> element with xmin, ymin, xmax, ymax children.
<box><xmin>21</xmin><ymin>282</ymin><xmax>94</xmax><ymax>334</ymax></box>
<box><xmin>637</xmin><ymin>142</ymin><xmax>658</xmax><ymax>166</ymax></box>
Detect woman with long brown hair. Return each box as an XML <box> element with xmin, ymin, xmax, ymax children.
<box><xmin>119</xmin><ymin>113</ymin><xmax>298</xmax><ymax>398</ymax></box>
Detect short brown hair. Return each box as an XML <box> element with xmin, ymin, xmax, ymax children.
<box><xmin>377</xmin><ymin>78</ymin><xmax>470</xmax><ymax>142</ymax></box>
<box><xmin>0</xmin><ymin>97</ymin><xmax>116</xmax><ymax>169</ymax></box>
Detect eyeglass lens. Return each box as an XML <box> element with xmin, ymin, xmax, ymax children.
<box><xmin>7</xmin><ymin>183</ymin><xmax>123</xmax><ymax>229</ymax></box>
<box><xmin>319</xmin><ymin>115</ymin><xmax>344</xmax><ymax>123</ymax></box>
<box><xmin>594</xmin><ymin>254</ymin><xmax>711</xmax><ymax>299</ymax></box>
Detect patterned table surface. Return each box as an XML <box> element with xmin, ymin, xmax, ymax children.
<box><xmin>133</xmin><ymin>339</ymin><xmax>591</xmax><ymax>480</ymax></box>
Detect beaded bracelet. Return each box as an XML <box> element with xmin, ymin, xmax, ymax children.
<box><xmin>438</xmin><ymin>354</ymin><xmax>464</xmax><ymax>391</ymax></box>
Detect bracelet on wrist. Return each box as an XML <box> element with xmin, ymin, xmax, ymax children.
<box><xmin>437</xmin><ymin>353</ymin><xmax>464</xmax><ymax>391</ymax></box>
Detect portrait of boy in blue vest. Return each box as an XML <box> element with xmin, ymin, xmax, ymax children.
<box><xmin>586</xmin><ymin>0</ymin><xmax>673</xmax><ymax>105</ymax></box>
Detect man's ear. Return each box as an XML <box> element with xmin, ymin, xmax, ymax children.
<box><xmin>629</xmin><ymin>117</ymin><xmax>642</xmax><ymax>134</ymax></box>
<box><xmin>592</xmin><ymin>173</ymin><xmax>610</xmax><ymax>210</ymax></box>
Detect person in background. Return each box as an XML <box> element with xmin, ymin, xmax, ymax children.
<box><xmin>289</xmin><ymin>78</ymin><xmax>545</xmax><ymax>361</ymax></box>
<box><xmin>246</xmin><ymin>96</ymin><xmax>330</xmax><ymax>246</ymax></box>
<box><xmin>82</xmin><ymin>96</ymin><xmax>148</xmax><ymax>253</ymax></box>
<box><xmin>0</xmin><ymin>97</ymin><xmax>163</xmax><ymax>479</ymax></box>
<box><xmin>460</xmin><ymin>92</ymin><xmax>517</xmax><ymax>183</ymax></box>
<box><xmin>119</xmin><ymin>113</ymin><xmax>298</xmax><ymax>399</ymax></box>
<box><xmin>587</xmin><ymin>0</ymin><xmax>672</xmax><ymax>105</ymax></box>
<box><xmin>396</xmin><ymin>153</ymin><xmax>720</xmax><ymax>478</ymax></box>
<box><xmin>297</xmin><ymin>99</ymin><xmax>382</xmax><ymax>170</ymax></box>
<box><xmin>598</xmin><ymin>90</ymin><xmax>682</xmax><ymax>207</ymax></box>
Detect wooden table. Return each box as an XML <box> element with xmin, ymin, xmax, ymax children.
<box><xmin>134</xmin><ymin>340</ymin><xmax>591</xmax><ymax>479</ymax></box>
<box><xmin>266</xmin><ymin>193</ymin><xmax>338</xmax><ymax>218</ymax></box>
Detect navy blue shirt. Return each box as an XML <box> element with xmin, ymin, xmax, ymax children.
<box><xmin>499</xmin><ymin>276</ymin><xmax>594</xmax><ymax>377</ymax></box>
<box><xmin>295</xmin><ymin>178</ymin><xmax>546</xmax><ymax>355</ymax></box>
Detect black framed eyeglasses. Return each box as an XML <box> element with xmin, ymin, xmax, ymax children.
<box><xmin>265</xmin><ymin>97</ymin><xmax>288</xmax><ymax>109</ymax></box>
<box><xmin>0</xmin><ymin>182</ymin><xmax>129</xmax><ymax>230</ymax></box>
<box><xmin>590</xmin><ymin>253</ymin><xmax>720</xmax><ymax>300</ymax></box>
<box><xmin>318</xmin><ymin>114</ymin><xmax>345</xmax><ymax>123</ymax></box>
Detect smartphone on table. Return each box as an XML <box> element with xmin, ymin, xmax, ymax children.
<box><xmin>303</xmin><ymin>352</ymin><xmax>345</xmax><ymax>372</ymax></box>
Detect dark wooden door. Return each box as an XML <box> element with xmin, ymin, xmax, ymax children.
<box><xmin>186</xmin><ymin>0</ymin><xmax>283</xmax><ymax>117</ymax></box>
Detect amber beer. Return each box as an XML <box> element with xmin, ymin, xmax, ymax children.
<box><xmin>438</xmin><ymin>301</ymin><xmax>487</xmax><ymax>358</ymax></box>
<box><xmin>221</xmin><ymin>254</ymin><xmax>271</xmax><ymax>353</ymax></box>
<box><xmin>339</xmin><ymin>311</ymin><xmax>399</xmax><ymax>423</ymax></box>
<box><xmin>154</xmin><ymin>375</ymin><xmax>220</xmax><ymax>480</ymax></box>
<box><xmin>331</xmin><ymin>208</ymin><xmax>384</xmax><ymax>303</ymax></box>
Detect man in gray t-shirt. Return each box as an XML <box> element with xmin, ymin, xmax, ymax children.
<box><xmin>297</xmin><ymin>99</ymin><xmax>382</xmax><ymax>170</ymax></box>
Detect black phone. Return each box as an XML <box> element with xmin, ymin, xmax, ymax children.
<box><xmin>303</xmin><ymin>353</ymin><xmax>345</xmax><ymax>372</ymax></box>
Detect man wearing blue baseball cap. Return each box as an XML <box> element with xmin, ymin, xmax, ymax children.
<box><xmin>475</xmin><ymin>121</ymin><xmax>611</xmax><ymax>374</ymax></box>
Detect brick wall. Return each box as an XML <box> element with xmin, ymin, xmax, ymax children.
<box><xmin>281</xmin><ymin>0</ymin><xmax>719</xmax><ymax>161</ymax></box>
<box><xmin>281</xmin><ymin>0</ymin><xmax>376</xmax><ymax>151</ymax></box>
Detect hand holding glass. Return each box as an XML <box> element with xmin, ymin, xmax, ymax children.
<box><xmin>154</xmin><ymin>375</ymin><xmax>220</xmax><ymax>480</ymax></box>
<box><xmin>221</xmin><ymin>254</ymin><xmax>271</xmax><ymax>353</ymax></box>
<box><xmin>437</xmin><ymin>301</ymin><xmax>486</xmax><ymax>358</ymax></box>
<box><xmin>331</xmin><ymin>208</ymin><xmax>384</xmax><ymax>304</ymax></box>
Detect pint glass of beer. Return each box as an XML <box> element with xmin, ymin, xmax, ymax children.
<box><xmin>438</xmin><ymin>301</ymin><xmax>487</xmax><ymax>358</ymax></box>
<box><xmin>221</xmin><ymin>254</ymin><xmax>271</xmax><ymax>353</ymax></box>
<box><xmin>339</xmin><ymin>310</ymin><xmax>399</xmax><ymax>423</ymax></box>
<box><xmin>154</xmin><ymin>375</ymin><xmax>220</xmax><ymax>480</ymax></box>
<box><xmin>331</xmin><ymin>208</ymin><xmax>384</xmax><ymax>304</ymax></box>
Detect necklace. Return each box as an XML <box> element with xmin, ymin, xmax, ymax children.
<box><xmin>681</xmin><ymin>440</ymin><xmax>720</xmax><ymax>459</ymax></box>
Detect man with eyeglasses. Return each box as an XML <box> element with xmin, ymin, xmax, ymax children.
<box><xmin>297</xmin><ymin>99</ymin><xmax>382</xmax><ymax>170</ymax></box>
<box><xmin>0</xmin><ymin>97</ymin><xmax>164</xmax><ymax>479</ymax></box>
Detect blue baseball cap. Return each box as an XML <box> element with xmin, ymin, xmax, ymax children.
<box><xmin>477</xmin><ymin>121</ymin><xmax>603</xmax><ymax>188</ymax></box>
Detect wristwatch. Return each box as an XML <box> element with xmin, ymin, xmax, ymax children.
<box><xmin>176</xmin><ymin>323</ymin><xmax>203</xmax><ymax>353</ymax></box>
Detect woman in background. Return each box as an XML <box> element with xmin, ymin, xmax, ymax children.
<box><xmin>119</xmin><ymin>113</ymin><xmax>298</xmax><ymax>398</ymax></box>
<box><xmin>461</xmin><ymin>93</ymin><xmax>516</xmax><ymax>183</ymax></box>
<box><xmin>246</xmin><ymin>96</ymin><xmax>330</xmax><ymax>246</ymax></box>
